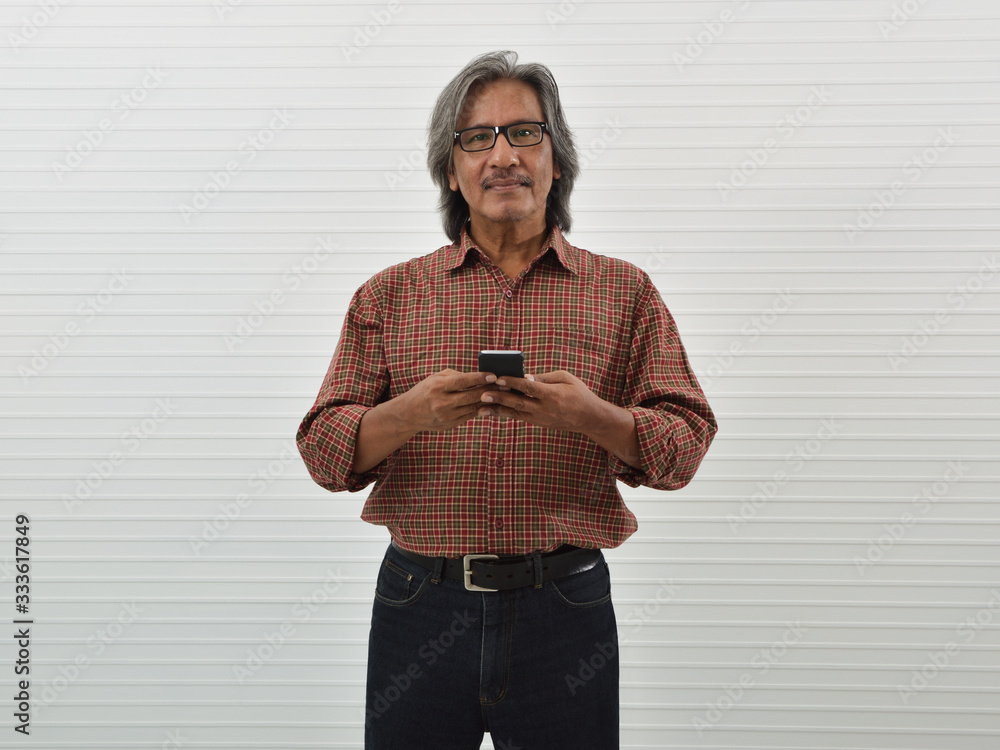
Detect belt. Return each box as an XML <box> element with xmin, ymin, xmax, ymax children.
<box><xmin>390</xmin><ymin>540</ymin><xmax>602</xmax><ymax>592</ymax></box>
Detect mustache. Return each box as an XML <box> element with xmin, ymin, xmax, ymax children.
<box><xmin>482</xmin><ymin>170</ymin><xmax>532</xmax><ymax>190</ymax></box>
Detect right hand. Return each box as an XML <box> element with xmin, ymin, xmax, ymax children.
<box><xmin>395</xmin><ymin>368</ymin><xmax>498</xmax><ymax>434</ymax></box>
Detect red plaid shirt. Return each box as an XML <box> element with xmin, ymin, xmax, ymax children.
<box><xmin>297</xmin><ymin>225</ymin><xmax>717</xmax><ymax>556</ymax></box>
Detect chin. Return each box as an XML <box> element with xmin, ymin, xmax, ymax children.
<box><xmin>482</xmin><ymin>198</ymin><xmax>537</xmax><ymax>220</ymax></box>
<box><xmin>482</xmin><ymin>209</ymin><xmax>533</xmax><ymax>225</ymax></box>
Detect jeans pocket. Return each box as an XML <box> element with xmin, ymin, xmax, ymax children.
<box><xmin>546</xmin><ymin>561</ymin><xmax>612</xmax><ymax>609</ymax></box>
<box><xmin>374</xmin><ymin>554</ymin><xmax>429</xmax><ymax>607</ymax></box>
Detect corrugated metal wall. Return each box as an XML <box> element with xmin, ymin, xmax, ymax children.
<box><xmin>2</xmin><ymin>1</ymin><xmax>998</xmax><ymax>747</ymax></box>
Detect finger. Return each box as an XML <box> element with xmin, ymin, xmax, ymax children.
<box><xmin>479</xmin><ymin>403</ymin><xmax>536</xmax><ymax>424</ymax></box>
<box><xmin>521</xmin><ymin>370</ymin><xmax>572</xmax><ymax>384</ymax></box>
<box><xmin>449</xmin><ymin>370</ymin><xmax>497</xmax><ymax>391</ymax></box>
<box><xmin>450</xmin><ymin>403</ymin><xmax>490</xmax><ymax>426</ymax></box>
<box><xmin>453</xmin><ymin>384</ymin><xmax>502</xmax><ymax>407</ymax></box>
<box><xmin>481</xmin><ymin>389</ymin><xmax>532</xmax><ymax>413</ymax></box>
<box><xmin>492</xmin><ymin>375</ymin><xmax>538</xmax><ymax>398</ymax></box>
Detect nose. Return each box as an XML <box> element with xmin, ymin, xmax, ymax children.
<box><xmin>488</xmin><ymin>133</ymin><xmax>520</xmax><ymax>168</ymax></box>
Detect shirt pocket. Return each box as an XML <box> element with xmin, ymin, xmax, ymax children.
<box><xmin>531</xmin><ymin>324</ymin><xmax>617</xmax><ymax>398</ymax></box>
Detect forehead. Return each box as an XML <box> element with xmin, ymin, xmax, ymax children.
<box><xmin>457</xmin><ymin>78</ymin><xmax>544</xmax><ymax>129</ymax></box>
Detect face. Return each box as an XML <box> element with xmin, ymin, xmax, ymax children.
<box><xmin>447</xmin><ymin>78</ymin><xmax>561</xmax><ymax>234</ymax></box>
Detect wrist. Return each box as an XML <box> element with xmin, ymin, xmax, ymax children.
<box><xmin>376</xmin><ymin>394</ymin><xmax>421</xmax><ymax>440</ymax></box>
<box><xmin>581</xmin><ymin>396</ymin><xmax>622</xmax><ymax>442</ymax></box>
<box><xmin>584</xmin><ymin>400</ymin><xmax>643</xmax><ymax>471</ymax></box>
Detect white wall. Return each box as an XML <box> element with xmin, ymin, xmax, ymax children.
<box><xmin>2</xmin><ymin>1</ymin><xmax>999</xmax><ymax>748</ymax></box>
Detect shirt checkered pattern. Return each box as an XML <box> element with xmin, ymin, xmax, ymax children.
<box><xmin>296</xmin><ymin>225</ymin><xmax>717</xmax><ymax>556</ymax></box>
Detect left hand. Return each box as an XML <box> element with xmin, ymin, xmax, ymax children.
<box><xmin>478</xmin><ymin>370</ymin><xmax>604</xmax><ymax>434</ymax></box>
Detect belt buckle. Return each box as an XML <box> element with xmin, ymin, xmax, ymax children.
<box><xmin>462</xmin><ymin>554</ymin><xmax>499</xmax><ymax>592</ymax></box>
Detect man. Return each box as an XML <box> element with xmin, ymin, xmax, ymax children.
<box><xmin>297</xmin><ymin>50</ymin><xmax>716</xmax><ymax>750</ymax></box>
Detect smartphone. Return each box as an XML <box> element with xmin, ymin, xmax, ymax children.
<box><xmin>478</xmin><ymin>350</ymin><xmax>524</xmax><ymax>379</ymax></box>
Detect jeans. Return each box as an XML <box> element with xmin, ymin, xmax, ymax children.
<box><xmin>364</xmin><ymin>542</ymin><xmax>620</xmax><ymax>749</ymax></box>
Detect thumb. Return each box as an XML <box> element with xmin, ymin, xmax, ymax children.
<box><xmin>526</xmin><ymin>370</ymin><xmax>572</xmax><ymax>384</ymax></box>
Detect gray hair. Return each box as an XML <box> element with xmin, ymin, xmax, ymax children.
<box><xmin>426</xmin><ymin>50</ymin><xmax>579</xmax><ymax>243</ymax></box>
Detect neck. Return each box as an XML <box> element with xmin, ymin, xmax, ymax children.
<box><xmin>467</xmin><ymin>218</ymin><xmax>549</xmax><ymax>269</ymax></box>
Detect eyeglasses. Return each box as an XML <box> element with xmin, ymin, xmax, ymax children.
<box><xmin>453</xmin><ymin>122</ymin><xmax>547</xmax><ymax>152</ymax></box>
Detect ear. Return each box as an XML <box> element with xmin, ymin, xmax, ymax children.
<box><xmin>447</xmin><ymin>165</ymin><xmax>459</xmax><ymax>192</ymax></box>
<box><xmin>553</xmin><ymin>160</ymin><xmax>562</xmax><ymax>181</ymax></box>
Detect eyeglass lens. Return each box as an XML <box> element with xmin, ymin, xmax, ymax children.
<box><xmin>458</xmin><ymin>123</ymin><xmax>543</xmax><ymax>151</ymax></box>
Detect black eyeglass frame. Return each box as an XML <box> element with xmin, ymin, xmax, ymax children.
<box><xmin>453</xmin><ymin>122</ymin><xmax>548</xmax><ymax>152</ymax></box>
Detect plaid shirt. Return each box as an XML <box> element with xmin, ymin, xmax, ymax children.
<box><xmin>296</xmin><ymin>225</ymin><xmax>717</xmax><ymax>556</ymax></box>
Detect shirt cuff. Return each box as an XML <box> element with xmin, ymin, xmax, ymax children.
<box><xmin>605</xmin><ymin>407</ymin><xmax>657</xmax><ymax>488</ymax></box>
<box><xmin>297</xmin><ymin>403</ymin><xmax>397</xmax><ymax>493</ymax></box>
<box><xmin>605</xmin><ymin>406</ymin><xmax>712</xmax><ymax>490</ymax></box>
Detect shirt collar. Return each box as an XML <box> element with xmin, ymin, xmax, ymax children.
<box><xmin>444</xmin><ymin>223</ymin><xmax>581</xmax><ymax>277</ymax></box>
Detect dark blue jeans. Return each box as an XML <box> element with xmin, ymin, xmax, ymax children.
<box><xmin>364</xmin><ymin>542</ymin><xmax>620</xmax><ymax>749</ymax></box>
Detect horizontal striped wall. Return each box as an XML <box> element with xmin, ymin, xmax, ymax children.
<box><xmin>1</xmin><ymin>0</ymin><xmax>998</xmax><ymax>748</ymax></box>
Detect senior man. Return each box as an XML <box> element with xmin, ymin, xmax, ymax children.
<box><xmin>297</xmin><ymin>50</ymin><xmax>717</xmax><ymax>750</ymax></box>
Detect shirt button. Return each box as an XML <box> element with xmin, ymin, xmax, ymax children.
<box><xmin>495</xmin><ymin>458</ymin><xmax>504</xmax><ymax>468</ymax></box>
<box><xmin>505</xmin><ymin>289</ymin><xmax>513</xmax><ymax>298</ymax></box>
<box><xmin>495</xmin><ymin>519</ymin><xmax>504</xmax><ymax>529</ymax></box>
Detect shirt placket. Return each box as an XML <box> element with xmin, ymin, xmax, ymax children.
<box><xmin>484</xmin><ymin>267</ymin><xmax>521</xmax><ymax>551</ymax></box>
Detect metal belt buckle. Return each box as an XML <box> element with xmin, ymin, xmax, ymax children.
<box><xmin>462</xmin><ymin>554</ymin><xmax>499</xmax><ymax>592</ymax></box>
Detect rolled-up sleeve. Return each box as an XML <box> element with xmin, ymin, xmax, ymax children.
<box><xmin>296</xmin><ymin>280</ymin><xmax>394</xmax><ymax>493</ymax></box>
<box><xmin>607</xmin><ymin>275</ymin><xmax>718</xmax><ymax>489</ymax></box>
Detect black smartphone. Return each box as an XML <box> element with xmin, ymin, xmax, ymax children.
<box><xmin>478</xmin><ymin>350</ymin><xmax>524</xmax><ymax>379</ymax></box>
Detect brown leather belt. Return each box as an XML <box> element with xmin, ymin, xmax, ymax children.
<box><xmin>390</xmin><ymin>540</ymin><xmax>602</xmax><ymax>592</ymax></box>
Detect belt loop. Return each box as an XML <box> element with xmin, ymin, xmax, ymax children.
<box><xmin>430</xmin><ymin>554</ymin><xmax>445</xmax><ymax>585</ymax></box>
<box><xmin>531</xmin><ymin>550</ymin><xmax>543</xmax><ymax>589</ymax></box>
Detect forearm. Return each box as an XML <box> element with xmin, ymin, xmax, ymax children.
<box><xmin>352</xmin><ymin>397</ymin><xmax>418</xmax><ymax>474</ymax></box>
<box><xmin>583</xmin><ymin>398</ymin><xmax>644</xmax><ymax>471</ymax></box>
